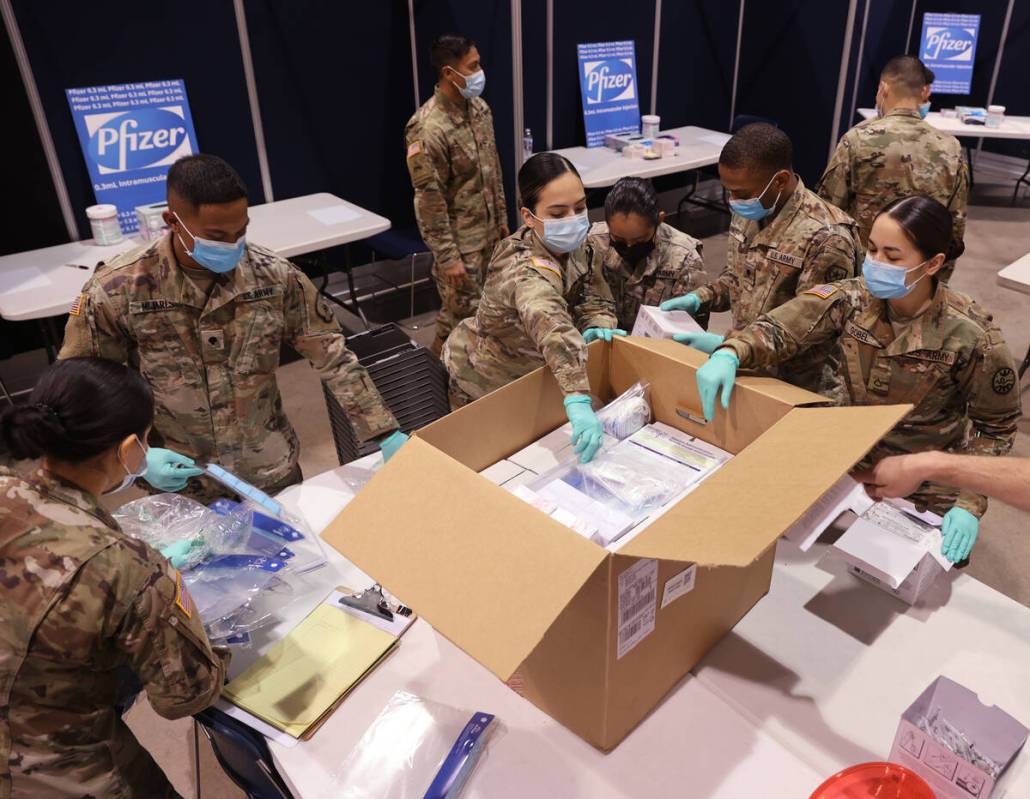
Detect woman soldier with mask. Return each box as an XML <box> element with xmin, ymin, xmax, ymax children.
<box><xmin>689</xmin><ymin>196</ymin><xmax>1021</xmax><ymax>564</ymax></box>
<box><xmin>0</xmin><ymin>357</ymin><xmax>229</xmax><ymax>797</ymax></box>
<box><xmin>442</xmin><ymin>152</ymin><xmax>620</xmax><ymax>464</ymax></box>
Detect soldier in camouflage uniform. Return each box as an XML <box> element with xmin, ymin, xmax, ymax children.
<box><xmin>818</xmin><ymin>55</ymin><xmax>968</xmax><ymax>282</ymax></box>
<box><xmin>586</xmin><ymin>177</ymin><xmax>709</xmax><ymax>331</ymax></box>
<box><xmin>0</xmin><ymin>358</ymin><xmax>229</xmax><ymax>798</ymax></box>
<box><xmin>669</xmin><ymin>124</ymin><xmax>861</xmax><ymax>395</ymax></box>
<box><xmin>405</xmin><ymin>33</ymin><xmax>508</xmax><ymax>355</ymax></box>
<box><xmin>60</xmin><ymin>155</ymin><xmax>401</xmax><ymax>503</ymax></box>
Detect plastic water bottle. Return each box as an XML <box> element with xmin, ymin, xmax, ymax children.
<box><xmin>523</xmin><ymin>128</ymin><xmax>533</xmax><ymax>160</ymax></box>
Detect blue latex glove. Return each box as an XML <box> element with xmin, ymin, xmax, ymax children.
<box><xmin>564</xmin><ymin>395</ymin><xmax>604</xmax><ymax>464</ymax></box>
<box><xmin>380</xmin><ymin>431</ymin><xmax>409</xmax><ymax>463</ymax></box>
<box><xmin>145</xmin><ymin>447</ymin><xmax>204</xmax><ymax>492</ymax></box>
<box><xmin>660</xmin><ymin>293</ymin><xmax>701</xmax><ymax>316</ymax></box>
<box><xmin>697</xmin><ymin>349</ymin><xmax>739</xmax><ymax>422</ymax></box>
<box><xmin>941</xmin><ymin>507</ymin><xmax>979</xmax><ymax>563</ymax></box>
<box><xmin>583</xmin><ymin>327</ymin><xmax>628</xmax><ymax>344</ymax></box>
<box><xmin>672</xmin><ymin>331</ymin><xmax>725</xmax><ymax>354</ymax></box>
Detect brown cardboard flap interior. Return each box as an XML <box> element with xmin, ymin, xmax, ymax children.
<box><xmin>620</xmin><ymin>404</ymin><xmax>912</xmax><ymax>566</ymax></box>
<box><xmin>320</xmin><ymin>437</ymin><xmax>608</xmax><ymax>680</ymax></box>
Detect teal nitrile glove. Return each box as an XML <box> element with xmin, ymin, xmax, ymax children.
<box><xmin>564</xmin><ymin>395</ymin><xmax>604</xmax><ymax>464</ymax></box>
<box><xmin>145</xmin><ymin>447</ymin><xmax>204</xmax><ymax>492</ymax></box>
<box><xmin>672</xmin><ymin>331</ymin><xmax>725</xmax><ymax>354</ymax></box>
<box><xmin>380</xmin><ymin>431</ymin><xmax>409</xmax><ymax>463</ymax></box>
<box><xmin>160</xmin><ymin>539</ymin><xmax>201</xmax><ymax>570</ymax></box>
<box><xmin>697</xmin><ymin>349</ymin><xmax>739</xmax><ymax>422</ymax></box>
<box><xmin>941</xmin><ymin>507</ymin><xmax>979</xmax><ymax>563</ymax></box>
<box><xmin>583</xmin><ymin>327</ymin><xmax>628</xmax><ymax>344</ymax></box>
<box><xmin>660</xmin><ymin>293</ymin><xmax>701</xmax><ymax>316</ymax></box>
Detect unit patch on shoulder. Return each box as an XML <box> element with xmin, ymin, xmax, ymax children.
<box><xmin>406</xmin><ymin>141</ymin><xmax>422</xmax><ymax>158</ymax></box>
<box><xmin>992</xmin><ymin>367</ymin><xmax>1016</xmax><ymax>395</ymax></box>
<box><xmin>803</xmin><ymin>284</ymin><xmax>838</xmax><ymax>299</ymax></box>
<box><xmin>174</xmin><ymin>569</ymin><xmax>193</xmax><ymax>619</ymax></box>
<box><xmin>69</xmin><ymin>294</ymin><xmax>85</xmax><ymax>316</ymax></box>
<box><xmin>530</xmin><ymin>256</ymin><xmax>562</xmax><ymax>279</ymax></box>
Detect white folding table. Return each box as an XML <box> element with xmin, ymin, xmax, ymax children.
<box><xmin>997</xmin><ymin>252</ymin><xmax>1030</xmax><ymax>377</ymax></box>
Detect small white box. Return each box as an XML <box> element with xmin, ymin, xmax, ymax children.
<box><xmin>631</xmin><ymin>305</ymin><xmax>704</xmax><ymax>339</ymax></box>
<box><xmin>479</xmin><ymin>460</ymin><xmax>525</xmax><ymax>486</ymax></box>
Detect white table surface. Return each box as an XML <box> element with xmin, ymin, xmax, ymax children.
<box><xmin>251</xmin><ymin>459</ymin><xmax>822</xmax><ymax>799</ymax></box>
<box><xmin>997</xmin><ymin>252</ymin><xmax>1030</xmax><ymax>295</ymax></box>
<box><xmin>550</xmin><ymin>126</ymin><xmax>729</xmax><ymax>189</ymax></box>
<box><xmin>857</xmin><ymin>108</ymin><xmax>1030</xmax><ymax>140</ymax></box>
<box><xmin>0</xmin><ymin>193</ymin><xmax>391</xmax><ymax>322</ymax></box>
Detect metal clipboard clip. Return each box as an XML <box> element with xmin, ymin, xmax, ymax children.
<box><xmin>338</xmin><ymin>583</ymin><xmax>412</xmax><ymax>622</ymax></box>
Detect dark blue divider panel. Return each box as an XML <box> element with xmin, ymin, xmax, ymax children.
<box><xmin>983</xmin><ymin>5</ymin><xmax>1030</xmax><ymax>161</ymax></box>
<box><xmin>11</xmin><ymin>0</ymin><xmax>262</xmax><ymax>242</ymax></box>
<box><xmin>735</xmin><ymin>1</ymin><xmax>851</xmax><ymax>184</ymax></box>
<box><xmin>520</xmin><ymin>0</ymin><xmax>548</xmax><ymax>162</ymax></box>
<box><xmin>846</xmin><ymin>0</ymin><xmax>915</xmax><ymax>133</ymax></box>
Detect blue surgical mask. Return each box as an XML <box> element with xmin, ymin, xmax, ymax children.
<box><xmin>174</xmin><ymin>212</ymin><xmax>246</xmax><ymax>273</ymax></box>
<box><xmin>728</xmin><ymin>172</ymin><xmax>782</xmax><ymax>221</ymax></box>
<box><xmin>918</xmin><ymin>101</ymin><xmax>931</xmax><ymax>120</ymax></box>
<box><xmin>450</xmin><ymin>68</ymin><xmax>485</xmax><ymax>99</ymax></box>
<box><xmin>862</xmin><ymin>254</ymin><xmax>929</xmax><ymax>299</ymax></box>
<box><xmin>531</xmin><ymin>210</ymin><xmax>589</xmax><ymax>254</ymax></box>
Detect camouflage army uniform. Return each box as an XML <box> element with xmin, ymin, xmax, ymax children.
<box><xmin>817</xmin><ymin>107</ymin><xmax>968</xmax><ymax>281</ymax></box>
<box><xmin>0</xmin><ymin>466</ymin><xmax>230</xmax><ymax>798</ymax></box>
<box><xmin>442</xmin><ymin>226</ymin><xmax>617</xmax><ymax>406</ymax></box>
<box><xmin>720</xmin><ymin>278</ymin><xmax>1021</xmax><ymax>517</ymax></box>
<box><xmin>692</xmin><ymin>178</ymin><xmax>862</xmax><ymax>395</ymax></box>
<box><xmin>59</xmin><ymin>234</ymin><xmax>398</xmax><ymax>502</ymax></box>
<box><xmin>586</xmin><ymin>221</ymin><xmax>710</xmax><ymax>330</ymax></box>
<box><xmin>405</xmin><ymin>87</ymin><xmax>508</xmax><ymax>353</ymax></box>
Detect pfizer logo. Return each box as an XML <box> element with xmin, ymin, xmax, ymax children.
<box><xmin>85</xmin><ymin>106</ymin><xmax>193</xmax><ymax>174</ymax></box>
<box><xmin>923</xmin><ymin>26</ymin><xmax>975</xmax><ymax>62</ymax></box>
<box><xmin>583</xmin><ymin>58</ymin><xmax>636</xmax><ymax>105</ymax></box>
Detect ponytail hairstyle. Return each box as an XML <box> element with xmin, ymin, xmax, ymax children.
<box><xmin>877</xmin><ymin>195</ymin><xmax>963</xmax><ymax>262</ymax></box>
<box><xmin>518</xmin><ymin>152</ymin><xmax>581</xmax><ymax>214</ymax></box>
<box><xmin>1</xmin><ymin>357</ymin><xmax>154</xmax><ymax>462</ymax></box>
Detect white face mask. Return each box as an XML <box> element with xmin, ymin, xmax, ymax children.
<box><xmin>105</xmin><ymin>435</ymin><xmax>148</xmax><ymax>495</ymax></box>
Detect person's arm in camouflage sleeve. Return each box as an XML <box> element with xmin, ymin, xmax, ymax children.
<box><xmin>946</xmin><ymin>157</ymin><xmax>969</xmax><ymax>254</ymax></box>
<box><xmin>406</xmin><ymin>129</ymin><xmax>463</xmax><ymax>271</ymax></box>
<box><xmin>671</xmin><ymin>241</ymin><xmax>711</xmax><ymax>329</ymax></box>
<box><xmin>720</xmin><ymin>289</ymin><xmax>849</xmax><ymax>369</ymax></box>
<box><xmin>945</xmin><ymin>328</ymin><xmax>1021</xmax><ymax>517</ymax></box>
<box><xmin>816</xmin><ymin>138</ymin><xmax>853</xmax><ymax>212</ymax></box>
<box><xmin>570</xmin><ymin>258</ymin><xmax>618</xmax><ymax>331</ymax></box>
<box><xmin>284</xmin><ymin>268</ymin><xmax>399</xmax><ymax>442</ymax></box>
<box><xmin>487</xmin><ymin>110</ymin><xmax>508</xmax><ymax>234</ymax></box>
<box><xmin>798</xmin><ymin>227</ymin><xmax>859</xmax><ymax>293</ymax></box>
<box><xmin>691</xmin><ymin>262</ymin><xmax>734</xmax><ymax>314</ymax></box>
<box><xmin>58</xmin><ymin>281</ymin><xmax>131</xmax><ymax>362</ymax></box>
<box><xmin>515</xmin><ymin>269</ymin><xmax>592</xmax><ymax>395</ymax></box>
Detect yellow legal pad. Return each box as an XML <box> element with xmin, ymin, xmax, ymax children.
<box><xmin>222</xmin><ymin>603</ymin><xmax>398</xmax><ymax>739</ymax></box>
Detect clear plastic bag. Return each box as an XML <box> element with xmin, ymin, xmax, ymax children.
<box><xmin>577</xmin><ymin>441</ymin><xmax>692</xmax><ymax>514</ymax></box>
<box><xmin>329</xmin><ymin>691</ymin><xmax>499</xmax><ymax>799</ymax></box>
<box><xmin>595</xmin><ymin>381</ymin><xmax>651</xmax><ymax>440</ymax></box>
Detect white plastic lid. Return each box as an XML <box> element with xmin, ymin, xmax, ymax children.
<box><xmin>86</xmin><ymin>204</ymin><xmax>118</xmax><ymax>219</ymax></box>
<box><xmin>988</xmin><ymin>105</ymin><xmax>1006</xmax><ymax>113</ymax></box>
<box><xmin>641</xmin><ymin>115</ymin><xmax>660</xmax><ymax>123</ymax></box>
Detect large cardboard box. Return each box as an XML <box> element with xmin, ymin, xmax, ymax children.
<box><xmin>322</xmin><ymin>338</ymin><xmax>909</xmax><ymax>751</ymax></box>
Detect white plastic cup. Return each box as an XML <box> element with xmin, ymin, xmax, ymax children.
<box><xmin>986</xmin><ymin>105</ymin><xmax>1006</xmax><ymax>128</ymax></box>
<box><xmin>641</xmin><ymin>114</ymin><xmax>660</xmax><ymax>139</ymax></box>
<box><xmin>86</xmin><ymin>204</ymin><xmax>124</xmax><ymax>245</ymax></box>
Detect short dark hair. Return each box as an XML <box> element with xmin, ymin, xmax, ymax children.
<box><xmin>167</xmin><ymin>154</ymin><xmax>248</xmax><ymax>209</ymax></box>
<box><xmin>878</xmin><ymin>195</ymin><xmax>963</xmax><ymax>261</ymax></box>
<box><xmin>719</xmin><ymin>123</ymin><xmax>793</xmax><ymax>173</ymax></box>
<box><xmin>604</xmin><ymin>177</ymin><xmax>661</xmax><ymax>226</ymax></box>
<box><xmin>518</xmin><ymin>152</ymin><xmax>581</xmax><ymax>213</ymax></box>
<box><xmin>881</xmin><ymin>55</ymin><xmax>935</xmax><ymax>95</ymax></box>
<box><xmin>430</xmin><ymin>33</ymin><xmax>475</xmax><ymax>73</ymax></box>
<box><xmin>1</xmin><ymin>357</ymin><xmax>154</xmax><ymax>463</ymax></box>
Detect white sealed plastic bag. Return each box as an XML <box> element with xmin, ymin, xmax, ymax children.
<box><xmin>595</xmin><ymin>381</ymin><xmax>651</xmax><ymax>440</ymax></box>
<box><xmin>330</xmin><ymin>691</ymin><xmax>499</xmax><ymax>799</ymax></box>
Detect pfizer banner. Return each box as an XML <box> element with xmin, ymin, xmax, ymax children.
<box><xmin>577</xmin><ymin>41</ymin><xmax>640</xmax><ymax>148</ymax></box>
<box><xmin>919</xmin><ymin>13</ymin><xmax>980</xmax><ymax>95</ymax></box>
<box><xmin>66</xmin><ymin>80</ymin><xmax>198</xmax><ymax>234</ymax></box>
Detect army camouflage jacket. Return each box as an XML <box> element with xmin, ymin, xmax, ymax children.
<box><xmin>721</xmin><ymin>278</ymin><xmax>1021</xmax><ymax>517</ymax></box>
<box><xmin>442</xmin><ymin>226</ymin><xmax>617</xmax><ymax>399</ymax></box>
<box><xmin>0</xmin><ymin>467</ymin><xmax>229</xmax><ymax>798</ymax></box>
<box><xmin>587</xmin><ymin>221</ymin><xmax>709</xmax><ymax>330</ymax></box>
<box><xmin>59</xmin><ymin>234</ymin><xmax>397</xmax><ymax>491</ymax></box>
<box><xmin>405</xmin><ymin>87</ymin><xmax>508</xmax><ymax>266</ymax></box>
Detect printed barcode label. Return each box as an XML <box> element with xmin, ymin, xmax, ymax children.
<box><xmin>661</xmin><ymin>564</ymin><xmax>697</xmax><ymax>609</ymax></box>
<box><xmin>617</xmin><ymin>559</ymin><xmax>658</xmax><ymax>659</ymax></box>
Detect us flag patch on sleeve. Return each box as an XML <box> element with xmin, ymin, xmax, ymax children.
<box><xmin>69</xmin><ymin>294</ymin><xmax>85</xmax><ymax>316</ymax></box>
<box><xmin>406</xmin><ymin>141</ymin><xmax>422</xmax><ymax>158</ymax></box>
<box><xmin>803</xmin><ymin>284</ymin><xmax>838</xmax><ymax>299</ymax></box>
<box><xmin>174</xmin><ymin>570</ymin><xmax>193</xmax><ymax>619</ymax></box>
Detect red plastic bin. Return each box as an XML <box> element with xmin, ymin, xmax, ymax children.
<box><xmin>810</xmin><ymin>762</ymin><xmax>936</xmax><ymax>799</ymax></box>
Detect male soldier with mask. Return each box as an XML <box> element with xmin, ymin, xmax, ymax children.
<box><xmin>405</xmin><ymin>33</ymin><xmax>508</xmax><ymax>355</ymax></box>
<box><xmin>663</xmin><ymin>124</ymin><xmax>862</xmax><ymax>395</ymax></box>
<box><xmin>60</xmin><ymin>154</ymin><xmax>407</xmax><ymax>502</ymax></box>
<box><xmin>818</xmin><ymin>55</ymin><xmax>968</xmax><ymax>281</ymax></box>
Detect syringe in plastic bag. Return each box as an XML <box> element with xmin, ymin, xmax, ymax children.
<box><xmin>202</xmin><ymin>463</ymin><xmax>284</xmax><ymax>518</ymax></box>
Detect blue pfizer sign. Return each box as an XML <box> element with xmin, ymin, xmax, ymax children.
<box><xmin>67</xmin><ymin>80</ymin><xmax>199</xmax><ymax>235</ymax></box>
<box><xmin>577</xmin><ymin>41</ymin><xmax>640</xmax><ymax>147</ymax></box>
<box><xmin>919</xmin><ymin>13</ymin><xmax>980</xmax><ymax>95</ymax></box>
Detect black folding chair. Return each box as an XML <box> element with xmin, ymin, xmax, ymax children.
<box><xmin>194</xmin><ymin>707</ymin><xmax>293</xmax><ymax>799</ymax></box>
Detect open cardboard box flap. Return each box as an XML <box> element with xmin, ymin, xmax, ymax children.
<box><xmin>620</xmin><ymin>404</ymin><xmax>912</xmax><ymax>566</ymax></box>
<box><xmin>320</xmin><ymin>437</ymin><xmax>607</xmax><ymax>680</ymax></box>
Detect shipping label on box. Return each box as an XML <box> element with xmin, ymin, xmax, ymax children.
<box><xmin>617</xmin><ymin>558</ymin><xmax>658</xmax><ymax>658</ymax></box>
<box><xmin>631</xmin><ymin>305</ymin><xmax>704</xmax><ymax>339</ymax></box>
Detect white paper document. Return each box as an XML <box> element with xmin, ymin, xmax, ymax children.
<box><xmin>782</xmin><ymin>475</ymin><xmax>875</xmax><ymax>551</ymax></box>
<box><xmin>307</xmin><ymin>204</ymin><xmax>362</xmax><ymax>226</ymax></box>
